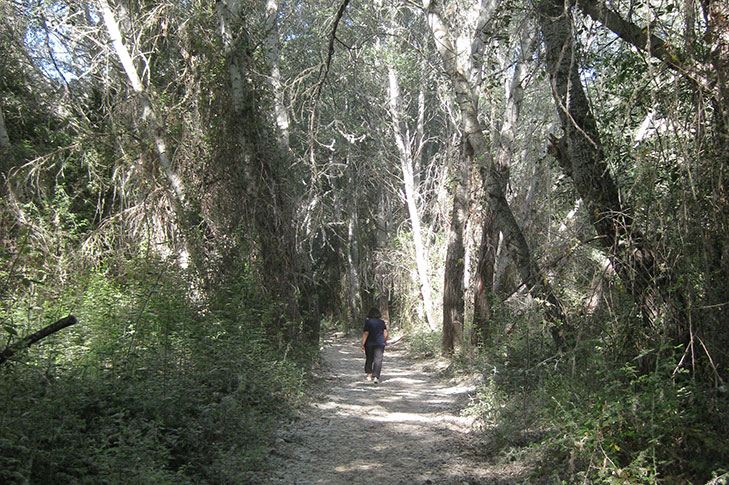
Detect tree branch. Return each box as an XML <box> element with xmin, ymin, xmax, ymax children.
<box><xmin>314</xmin><ymin>0</ymin><xmax>351</xmax><ymax>99</ymax></box>
<box><xmin>1</xmin><ymin>315</ymin><xmax>78</xmax><ymax>365</ymax></box>
<box><xmin>309</xmin><ymin>0</ymin><xmax>351</xmax><ymax>176</ymax></box>
<box><xmin>575</xmin><ymin>0</ymin><xmax>709</xmax><ymax>90</ymax></box>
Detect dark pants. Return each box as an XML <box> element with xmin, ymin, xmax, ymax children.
<box><xmin>364</xmin><ymin>345</ymin><xmax>385</xmax><ymax>378</ymax></box>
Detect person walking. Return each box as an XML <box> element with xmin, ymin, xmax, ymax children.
<box><xmin>361</xmin><ymin>307</ymin><xmax>388</xmax><ymax>384</ymax></box>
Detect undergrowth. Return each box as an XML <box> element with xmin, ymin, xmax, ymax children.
<box><xmin>0</xmin><ymin>260</ymin><xmax>310</xmax><ymax>484</ymax></box>
<box><xmin>405</xmin><ymin>329</ymin><xmax>443</xmax><ymax>358</ymax></box>
<box><xmin>463</xmin><ymin>312</ymin><xmax>729</xmax><ymax>484</ymax></box>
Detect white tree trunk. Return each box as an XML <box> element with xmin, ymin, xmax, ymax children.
<box><xmin>99</xmin><ymin>0</ymin><xmax>186</xmax><ymax>206</ymax></box>
<box><xmin>216</xmin><ymin>0</ymin><xmax>248</xmax><ymax>114</ymax></box>
<box><xmin>375</xmin><ymin>194</ymin><xmax>392</xmax><ymax>323</ymax></box>
<box><xmin>264</xmin><ymin>0</ymin><xmax>291</xmax><ymax>149</ymax></box>
<box><xmin>387</xmin><ymin>67</ymin><xmax>438</xmax><ymax>331</ymax></box>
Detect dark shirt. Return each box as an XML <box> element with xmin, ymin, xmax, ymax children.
<box><xmin>363</xmin><ymin>318</ymin><xmax>387</xmax><ymax>346</ymax></box>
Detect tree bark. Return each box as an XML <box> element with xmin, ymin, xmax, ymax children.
<box><xmin>0</xmin><ymin>103</ymin><xmax>10</xmax><ymax>150</ymax></box>
<box><xmin>263</xmin><ymin>0</ymin><xmax>291</xmax><ymax>150</ymax></box>
<box><xmin>473</xmin><ymin>29</ymin><xmax>534</xmax><ymax>343</ymax></box>
<box><xmin>472</xmin><ymin>205</ymin><xmax>496</xmax><ymax>343</ymax></box>
<box><xmin>375</xmin><ymin>192</ymin><xmax>392</xmax><ymax>324</ymax></box>
<box><xmin>442</xmin><ymin>147</ymin><xmax>468</xmax><ymax>354</ymax></box>
<box><xmin>346</xmin><ymin>157</ymin><xmax>363</xmax><ymax>323</ymax></box>
<box><xmin>425</xmin><ymin>1</ymin><xmax>568</xmax><ymax>346</ymax></box>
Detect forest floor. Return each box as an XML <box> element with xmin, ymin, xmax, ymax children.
<box><xmin>255</xmin><ymin>333</ymin><xmax>534</xmax><ymax>484</ymax></box>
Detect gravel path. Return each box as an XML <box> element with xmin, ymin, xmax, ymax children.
<box><xmin>259</xmin><ymin>334</ymin><xmax>522</xmax><ymax>484</ymax></box>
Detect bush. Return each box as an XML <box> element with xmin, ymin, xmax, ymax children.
<box><xmin>0</xmin><ymin>262</ymin><xmax>309</xmax><ymax>484</ymax></box>
<box><xmin>539</xmin><ymin>352</ymin><xmax>729</xmax><ymax>483</ymax></box>
<box><xmin>465</xmin><ymin>316</ymin><xmax>729</xmax><ymax>484</ymax></box>
<box><xmin>406</xmin><ymin>330</ymin><xmax>442</xmax><ymax>357</ymax></box>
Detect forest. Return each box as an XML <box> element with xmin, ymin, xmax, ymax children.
<box><xmin>1</xmin><ymin>0</ymin><xmax>728</xmax><ymax>483</ymax></box>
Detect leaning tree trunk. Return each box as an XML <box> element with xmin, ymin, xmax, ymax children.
<box><xmin>537</xmin><ymin>0</ymin><xmax>680</xmax><ymax>334</ymax></box>
<box><xmin>572</xmin><ymin>0</ymin><xmax>724</xmax><ymax>371</ymax></box>
<box><xmin>99</xmin><ymin>0</ymin><xmax>211</xmax><ymax>277</ymax></box>
<box><xmin>0</xmin><ymin>316</ymin><xmax>77</xmax><ymax>365</ymax></box>
<box><xmin>100</xmin><ymin>0</ymin><xmax>186</xmax><ymax>206</ymax></box>
<box><xmin>706</xmin><ymin>1</ymin><xmax>729</xmax><ymax>136</ymax></box>
<box><xmin>473</xmin><ymin>29</ymin><xmax>534</xmax><ymax>344</ymax></box>
<box><xmin>425</xmin><ymin>0</ymin><xmax>569</xmax><ymax>346</ymax></box>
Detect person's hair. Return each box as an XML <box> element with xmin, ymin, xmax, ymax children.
<box><xmin>367</xmin><ymin>307</ymin><xmax>381</xmax><ymax>319</ymax></box>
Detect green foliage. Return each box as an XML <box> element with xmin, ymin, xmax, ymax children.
<box><xmin>405</xmin><ymin>330</ymin><xmax>442</xmax><ymax>358</ymax></box>
<box><xmin>0</xmin><ymin>261</ymin><xmax>309</xmax><ymax>484</ymax></box>
<box><xmin>538</xmin><ymin>349</ymin><xmax>729</xmax><ymax>483</ymax></box>
<box><xmin>467</xmin><ymin>312</ymin><xmax>729</xmax><ymax>484</ymax></box>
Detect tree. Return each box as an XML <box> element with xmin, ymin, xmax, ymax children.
<box><xmin>537</xmin><ymin>0</ymin><xmax>690</xmax><ymax>352</ymax></box>
<box><xmin>375</xmin><ymin>1</ymin><xmax>440</xmax><ymax>331</ymax></box>
<box><xmin>99</xmin><ymin>0</ymin><xmax>186</xmax><ymax>207</ymax></box>
<box><xmin>387</xmin><ymin>63</ymin><xmax>440</xmax><ymax>332</ymax></box>
<box><xmin>424</xmin><ymin>0</ymin><xmax>568</xmax><ymax>347</ymax></box>
<box><xmin>0</xmin><ymin>104</ymin><xmax>9</xmax><ymax>150</ymax></box>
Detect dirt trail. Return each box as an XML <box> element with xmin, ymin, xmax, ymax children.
<box><xmin>259</xmin><ymin>334</ymin><xmax>521</xmax><ymax>484</ymax></box>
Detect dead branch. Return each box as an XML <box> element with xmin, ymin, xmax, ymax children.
<box><xmin>1</xmin><ymin>315</ymin><xmax>78</xmax><ymax>365</ymax></box>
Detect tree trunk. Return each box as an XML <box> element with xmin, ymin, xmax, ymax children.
<box><xmin>442</xmin><ymin>148</ymin><xmax>468</xmax><ymax>354</ymax></box>
<box><xmin>473</xmin><ymin>29</ymin><xmax>534</xmax><ymax>344</ymax></box>
<box><xmin>387</xmin><ymin>66</ymin><xmax>438</xmax><ymax>331</ymax></box>
<box><xmin>472</xmin><ymin>204</ymin><xmax>496</xmax><ymax>344</ymax></box>
<box><xmin>0</xmin><ymin>103</ymin><xmax>10</xmax><ymax>149</ymax></box>
<box><xmin>217</xmin><ymin>0</ymin><xmax>318</xmax><ymax>343</ymax></box>
<box><xmin>706</xmin><ymin>1</ymin><xmax>729</xmax><ymax>135</ymax></box>
<box><xmin>537</xmin><ymin>0</ymin><xmax>677</xmax><ymax>331</ymax></box>
<box><xmin>375</xmin><ymin>193</ymin><xmax>392</xmax><ymax>324</ymax></box>
<box><xmin>100</xmin><ymin>0</ymin><xmax>212</xmax><ymax>280</ymax></box>
<box><xmin>706</xmin><ymin>0</ymin><xmax>729</xmax><ymax>290</ymax></box>
<box><xmin>346</xmin><ymin>158</ymin><xmax>363</xmax><ymax>323</ymax></box>
<box><xmin>263</xmin><ymin>0</ymin><xmax>291</xmax><ymax>150</ymax></box>
<box><xmin>425</xmin><ymin>1</ymin><xmax>568</xmax><ymax>346</ymax></box>
<box><xmin>99</xmin><ymin>0</ymin><xmax>186</xmax><ymax>206</ymax></box>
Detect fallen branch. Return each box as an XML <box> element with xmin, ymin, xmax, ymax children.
<box><xmin>1</xmin><ymin>315</ymin><xmax>78</xmax><ymax>365</ymax></box>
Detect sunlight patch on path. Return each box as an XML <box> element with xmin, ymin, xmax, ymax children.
<box><xmin>260</xmin><ymin>335</ymin><xmax>519</xmax><ymax>485</ymax></box>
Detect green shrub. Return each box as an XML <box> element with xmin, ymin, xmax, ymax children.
<box><xmin>462</xmin><ymin>303</ymin><xmax>729</xmax><ymax>485</ymax></box>
<box><xmin>0</xmin><ymin>261</ymin><xmax>309</xmax><ymax>484</ymax></box>
<box><xmin>406</xmin><ymin>330</ymin><xmax>442</xmax><ymax>357</ymax></box>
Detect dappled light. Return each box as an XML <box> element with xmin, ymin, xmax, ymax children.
<box><xmin>2</xmin><ymin>0</ymin><xmax>728</xmax><ymax>482</ymax></box>
<box><xmin>260</xmin><ymin>337</ymin><xmax>526</xmax><ymax>484</ymax></box>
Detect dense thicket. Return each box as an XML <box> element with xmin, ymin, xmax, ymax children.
<box><xmin>1</xmin><ymin>0</ymin><xmax>727</xmax><ymax>483</ymax></box>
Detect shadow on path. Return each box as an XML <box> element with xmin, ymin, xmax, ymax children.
<box><xmin>260</xmin><ymin>335</ymin><xmax>527</xmax><ymax>484</ymax></box>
